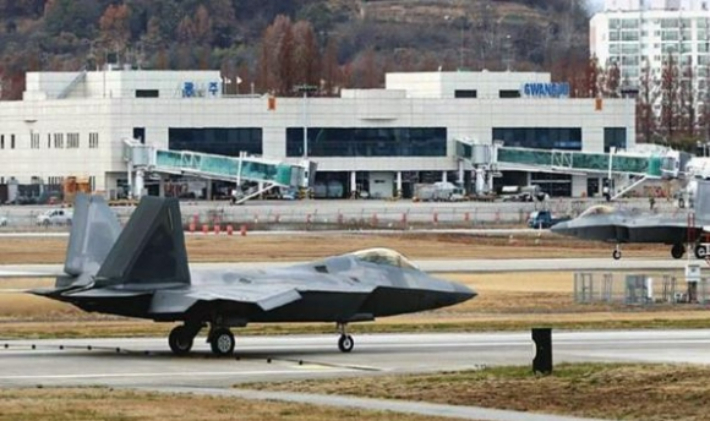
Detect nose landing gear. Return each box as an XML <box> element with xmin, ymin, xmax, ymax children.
<box><xmin>671</xmin><ymin>243</ymin><xmax>685</xmax><ymax>260</ymax></box>
<box><xmin>337</xmin><ymin>323</ymin><xmax>354</xmax><ymax>353</ymax></box>
<box><xmin>612</xmin><ymin>244</ymin><xmax>622</xmax><ymax>260</ymax></box>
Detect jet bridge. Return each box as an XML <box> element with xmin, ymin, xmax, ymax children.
<box><xmin>123</xmin><ymin>138</ymin><xmax>315</xmax><ymax>203</ymax></box>
<box><xmin>455</xmin><ymin>138</ymin><xmax>684</xmax><ymax>198</ymax></box>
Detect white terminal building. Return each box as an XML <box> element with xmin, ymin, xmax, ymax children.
<box><xmin>0</xmin><ymin>68</ymin><xmax>635</xmax><ymax>199</ymax></box>
<box><xmin>591</xmin><ymin>0</ymin><xmax>710</xmax><ymax>92</ymax></box>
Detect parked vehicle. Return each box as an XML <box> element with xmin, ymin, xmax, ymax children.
<box><xmin>501</xmin><ymin>185</ymin><xmax>548</xmax><ymax>202</ymax></box>
<box><xmin>0</xmin><ymin>216</ymin><xmax>7</xmax><ymax>226</ymax></box>
<box><xmin>414</xmin><ymin>182</ymin><xmax>465</xmax><ymax>202</ymax></box>
<box><xmin>36</xmin><ymin>208</ymin><xmax>73</xmax><ymax>226</ymax></box>
<box><xmin>527</xmin><ymin>210</ymin><xmax>571</xmax><ymax>229</ymax></box>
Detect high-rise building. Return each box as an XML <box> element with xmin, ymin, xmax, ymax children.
<box><xmin>603</xmin><ymin>0</ymin><xmax>707</xmax><ymax>11</ymax></box>
<box><xmin>592</xmin><ymin>1</ymin><xmax>710</xmax><ymax>95</ymax></box>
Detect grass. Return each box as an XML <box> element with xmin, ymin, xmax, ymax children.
<box><xmin>3</xmin><ymin>271</ymin><xmax>710</xmax><ymax>339</ymax></box>
<box><xmin>246</xmin><ymin>363</ymin><xmax>710</xmax><ymax>421</ymax></box>
<box><xmin>0</xmin><ymin>233</ymin><xmax>671</xmax><ymax>265</ymax></box>
<box><xmin>0</xmin><ymin>388</ymin><xmax>453</xmax><ymax>421</ymax></box>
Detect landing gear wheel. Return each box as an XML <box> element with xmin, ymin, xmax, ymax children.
<box><xmin>671</xmin><ymin>244</ymin><xmax>685</xmax><ymax>260</ymax></box>
<box><xmin>168</xmin><ymin>326</ymin><xmax>194</xmax><ymax>356</ymax></box>
<box><xmin>695</xmin><ymin>244</ymin><xmax>708</xmax><ymax>259</ymax></box>
<box><xmin>338</xmin><ymin>334</ymin><xmax>354</xmax><ymax>353</ymax></box>
<box><xmin>209</xmin><ymin>328</ymin><xmax>235</xmax><ymax>356</ymax></box>
<box><xmin>612</xmin><ymin>250</ymin><xmax>621</xmax><ymax>260</ymax></box>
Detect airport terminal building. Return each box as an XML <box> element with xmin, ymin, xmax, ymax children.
<box><xmin>0</xmin><ymin>69</ymin><xmax>635</xmax><ymax>199</ymax></box>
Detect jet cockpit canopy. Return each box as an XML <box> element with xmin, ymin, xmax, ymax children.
<box><xmin>351</xmin><ymin>248</ymin><xmax>420</xmax><ymax>270</ymax></box>
<box><xmin>578</xmin><ymin>205</ymin><xmax>616</xmax><ymax>218</ymax></box>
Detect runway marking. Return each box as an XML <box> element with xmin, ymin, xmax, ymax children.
<box><xmin>0</xmin><ymin>368</ymin><xmax>353</xmax><ymax>380</ymax></box>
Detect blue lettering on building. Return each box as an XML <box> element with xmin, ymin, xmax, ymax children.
<box><xmin>521</xmin><ymin>83</ymin><xmax>570</xmax><ymax>98</ymax></box>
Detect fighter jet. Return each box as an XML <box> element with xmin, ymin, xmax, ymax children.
<box><xmin>551</xmin><ymin>180</ymin><xmax>710</xmax><ymax>260</ymax></box>
<box><xmin>31</xmin><ymin>194</ymin><xmax>476</xmax><ymax>356</ymax></box>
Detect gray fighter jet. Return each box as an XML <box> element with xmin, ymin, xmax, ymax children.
<box><xmin>32</xmin><ymin>194</ymin><xmax>476</xmax><ymax>356</ymax></box>
<box><xmin>551</xmin><ymin>181</ymin><xmax>710</xmax><ymax>260</ymax></box>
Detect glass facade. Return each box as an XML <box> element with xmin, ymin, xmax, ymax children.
<box><xmin>604</xmin><ymin>127</ymin><xmax>627</xmax><ymax>153</ymax></box>
<box><xmin>286</xmin><ymin>127</ymin><xmax>447</xmax><ymax>157</ymax></box>
<box><xmin>492</xmin><ymin>127</ymin><xmax>582</xmax><ymax>150</ymax></box>
<box><xmin>169</xmin><ymin>128</ymin><xmax>263</xmax><ymax>156</ymax></box>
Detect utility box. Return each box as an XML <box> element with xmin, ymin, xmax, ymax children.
<box><xmin>685</xmin><ymin>264</ymin><xmax>701</xmax><ymax>284</ymax></box>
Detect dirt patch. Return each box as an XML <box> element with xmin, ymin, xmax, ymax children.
<box><xmin>0</xmin><ymin>387</ymin><xmax>449</xmax><ymax>421</ymax></box>
<box><xmin>0</xmin><ymin>234</ymin><xmax>670</xmax><ymax>265</ymax></box>
<box><xmin>247</xmin><ymin>363</ymin><xmax>710</xmax><ymax>421</ymax></box>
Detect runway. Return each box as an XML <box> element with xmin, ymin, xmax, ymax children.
<box><xmin>1</xmin><ymin>330</ymin><xmax>709</xmax><ymax>389</ymax></box>
<box><xmin>0</xmin><ymin>258</ymin><xmax>695</xmax><ymax>278</ymax></box>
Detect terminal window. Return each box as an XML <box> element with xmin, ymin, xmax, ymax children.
<box><xmin>499</xmin><ymin>90</ymin><xmax>521</xmax><ymax>98</ymax></box>
<box><xmin>169</xmin><ymin>128</ymin><xmax>263</xmax><ymax>156</ymax></box>
<box><xmin>285</xmin><ymin>127</ymin><xmax>447</xmax><ymax>157</ymax></box>
<box><xmin>492</xmin><ymin>127</ymin><xmax>582</xmax><ymax>150</ymax></box>
<box><xmin>455</xmin><ymin>90</ymin><xmax>477</xmax><ymax>98</ymax></box>
<box><xmin>136</xmin><ymin>89</ymin><xmax>159</xmax><ymax>98</ymax></box>
<box><xmin>604</xmin><ymin>128</ymin><xmax>626</xmax><ymax>152</ymax></box>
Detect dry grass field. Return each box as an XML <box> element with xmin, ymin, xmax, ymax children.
<box><xmin>3</xmin><ymin>271</ymin><xmax>710</xmax><ymax>339</ymax></box>
<box><xmin>0</xmin><ymin>233</ymin><xmax>670</xmax><ymax>265</ymax></box>
<box><xmin>0</xmin><ymin>388</ymin><xmax>451</xmax><ymax>421</ymax></box>
<box><xmin>248</xmin><ymin>363</ymin><xmax>710</xmax><ymax>421</ymax></box>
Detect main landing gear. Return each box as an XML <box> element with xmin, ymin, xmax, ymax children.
<box><xmin>208</xmin><ymin>326</ymin><xmax>235</xmax><ymax>356</ymax></box>
<box><xmin>337</xmin><ymin>323</ymin><xmax>354</xmax><ymax>353</ymax></box>
<box><xmin>168</xmin><ymin>325</ymin><xmax>196</xmax><ymax>356</ymax></box>
<box><xmin>671</xmin><ymin>243</ymin><xmax>685</xmax><ymax>260</ymax></box>
<box><xmin>618</xmin><ymin>243</ymin><xmax>689</xmax><ymax>260</ymax></box>
<box><xmin>168</xmin><ymin>323</ymin><xmax>235</xmax><ymax>357</ymax></box>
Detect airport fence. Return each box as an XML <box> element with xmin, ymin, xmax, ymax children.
<box><xmin>573</xmin><ymin>272</ymin><xmax>710</xmax><ymax>305</ymax></box>
<box><xmin>0</xmin><ymin>197</ymin><xmax>683</xmax><ymax>231</ymax></box>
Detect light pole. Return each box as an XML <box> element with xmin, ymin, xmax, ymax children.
<box><xmin>295</xmin><ymin>84</ymin><xmax>317</xmax><ymax>158</ymax></box>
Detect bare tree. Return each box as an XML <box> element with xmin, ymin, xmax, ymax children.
<box><xmin>636</xmin><ymin>61</ymin><xmax>660</xmax><ymax>144</ymax></box>
<box><xmin>661</xmin><ymin>53</ymin><xmax>681</xmax><ymax>144</ymax></box>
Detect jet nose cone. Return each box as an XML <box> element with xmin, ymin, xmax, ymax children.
<box><xmin>550</xmin><ymin>221</ymin><xmax>569</xmax><ymax>234</ymax></box>
<box><xmin>452</xmin><ymin>282</ymin><xmax>477</xmax><ymax>304</ymax></box>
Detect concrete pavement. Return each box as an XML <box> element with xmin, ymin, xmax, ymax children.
<box><xmin>4</xmin><ymin>330</ymin><xmax>710</xmax><ymax>420</ymax></box>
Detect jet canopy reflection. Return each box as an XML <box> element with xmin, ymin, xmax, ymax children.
<box><xmin>351</xmin><ymin>248</ymin><xmax>420</xmax><ymax>270</ymax></box>
<box><xmin>578</xmin><ymin>205</ymin><xmax>617</xmax><ymax>218</ymax></box>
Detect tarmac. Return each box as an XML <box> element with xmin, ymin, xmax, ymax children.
<box><xmin>0</xmin><ymin>249</ymin><xmax>703</xmax><ymax>421</ymax></box>
<box><xmin>2</xmin><ymin>330</ymin><xmax>709</xmax><ymax>420</ymax></box>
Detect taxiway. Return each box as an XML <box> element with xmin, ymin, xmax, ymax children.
<box><xmin>1</xmin><ymin>330</ymin><xmax>709</xmax><ymax>388</ymax></box>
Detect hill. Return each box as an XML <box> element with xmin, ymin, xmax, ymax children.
<box><xmin>0</xmin><ymin>0</ymin><xmax>593</xmax><ymax>99</ymax></box>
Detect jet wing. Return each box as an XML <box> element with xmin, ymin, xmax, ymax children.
<box><xmin>150</xmin><ymin>285</ymin><xmax>302</xmax><ymax>315</ymax></box>
<box><xmin>623</xmin><ymin>214</ymin><xmax>700</xmax><ymax>243</ymax></box>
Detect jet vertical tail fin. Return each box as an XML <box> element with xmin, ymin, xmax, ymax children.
<box><xmin>63</xmin><ymin>194</ymin><xmax>123</xmax><ymax>277</ymax></box>
<box><xmin>95</xmin><ymin>196</ymin><xmax>191</xmax><ymax>288</ymax></box>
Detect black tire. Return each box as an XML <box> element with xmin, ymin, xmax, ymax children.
<box><xmin>612</xmin><ymin>250</ymin><xmax>621</xmax><ymax>260</ymax></box>
<box><xmin>695</xmin><ymin>245</ymin><xmax>707</xmax><ymax>259</ymax></box>
<box><xmin>168</xmin><ymin>326</ymin><xmax>194</xmax><ymax>356</ymax></box>
<box><xmin>338</xmin><ymin>334</ymin><xmax>354</xmax><ymax>353</ymax></box>
<box><xmin>671</xmin><ymin>244</ymin><xmax>685</xmax><ymax>260</ymax></box>
<box><xmin>209</xmin><ymin>328</ymin><xmax>235</xmax><ymax>356</ymax></box>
